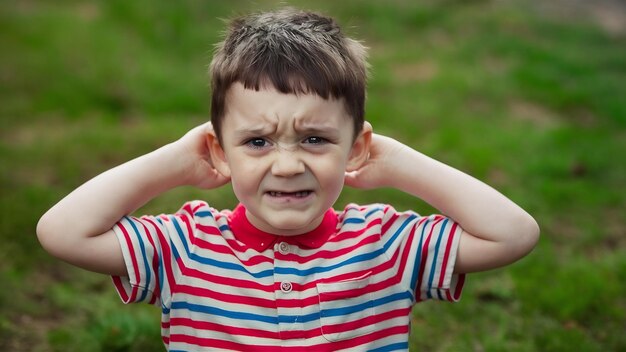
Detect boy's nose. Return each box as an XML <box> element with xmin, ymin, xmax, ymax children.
<box><xmin>271</xmin><ymin>150</ymin><xmax>305</xmax><ymax>177</ymax></box>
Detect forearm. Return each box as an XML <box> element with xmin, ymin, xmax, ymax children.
<box><xmin>388</xmin><ymin>143</ymin><xmax>538</xmax><ymax>243</ymax></box>
<box><xmin>38</xmin><ymin>142</ymin><xmax>187</xmax><ymax>240</ymax></box>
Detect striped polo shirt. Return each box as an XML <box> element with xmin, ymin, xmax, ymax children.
<box><xmin>111</xmin><ymin>201</ymin><xmax>465</xmax><ymax>351</ymax></box>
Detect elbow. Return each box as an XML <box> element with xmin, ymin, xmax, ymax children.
<box><xmin>512</xmin><ymin>213</ymin><xmax>540</xmax><ymax>259</ymax></box>
<box><xmin>36</xmin><ymin>211</ymin><xmax>66</xmax><ymax>258</ymax></box>
<box><xmin>36</xmin><ymin>212</ymin><xmax>55</xmax><ymax>254</ymax></box>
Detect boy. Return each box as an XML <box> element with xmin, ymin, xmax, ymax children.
<box><xmin>37</xmin><ymin>8</ymin><xmax>539</xmax><ymax>351</ymax></box>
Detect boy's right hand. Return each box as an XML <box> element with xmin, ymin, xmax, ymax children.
<box><xmin>173</xmin><ymin>122</ymin><xmax>230</xmax><ymax>189</ymax></box>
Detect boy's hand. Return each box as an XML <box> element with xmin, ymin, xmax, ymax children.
<box><xmin>344</xmin><ymin>133</ymin><xmax>406</xmax><ymax>190</ymax></box>
<box><xmin>174</xmin><ymin>122</ymin><xmax>230</xmax><ymax>189</ymax></box>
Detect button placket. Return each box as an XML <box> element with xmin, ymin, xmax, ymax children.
<box><xmin>273</xmin><ymin>242</ymin><xmax>304</xmax><ymax>338</ymax></box>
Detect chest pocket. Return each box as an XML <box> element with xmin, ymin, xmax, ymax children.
<box><xmin>316</xmin><ymin>273</ymin><xmax>375</xmax><ymax>342</ymax></box>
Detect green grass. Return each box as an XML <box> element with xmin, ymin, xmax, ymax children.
<box><xmin>1</xmin><ymin>1</ymin><xmax>625</xmax><ymax>351</ymax></box>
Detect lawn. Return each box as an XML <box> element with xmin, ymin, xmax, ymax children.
<box><xmin>1</xmin><ymin>1</ymin><xmax>625</xmax><ymax>351</ymax></box>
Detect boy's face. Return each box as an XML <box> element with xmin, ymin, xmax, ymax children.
<box><xmin>211</xmin><ymin>82</ymin><xmax>369</xmax><ymax>236</ymax></box>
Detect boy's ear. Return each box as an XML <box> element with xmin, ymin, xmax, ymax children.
<box><xmin>346</xmin><ymin>121</ymin><xmax>372</xmax><ymax>172</ymax></box>
<box><xmin>206</xmin><ymin>128</ymin><xmax>231</xmax><ymax>178</ymax></box>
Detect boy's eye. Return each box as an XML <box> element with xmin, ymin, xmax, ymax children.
<box><xmin>245</xmin><ymin>138</ymin><xmax>269</xmax><ymax>149</ymax></box>
<box><xmin>303</xmin><ymin>136</ymin><xmax>326</xmax><ymax>144</ymax></box>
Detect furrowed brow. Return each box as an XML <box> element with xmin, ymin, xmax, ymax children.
<box><xmin>233</xmin><ymin>126</ymin><xmax>274</xmax><ymax>138</ymax></box>
<box><xmin>295</xmin><ymin>125</ymin><xmax>340</xmax><ymax>137</ymax></box>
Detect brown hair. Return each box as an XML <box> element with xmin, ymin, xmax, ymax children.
<box><xmin>209</xmin><ymin>8</ymin><xmax>368</xmax><ymax>142</ymax></box>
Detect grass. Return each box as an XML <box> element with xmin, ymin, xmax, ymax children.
<box><xmin>1</xmin><ymin>0</ymin><xmax>625</xmax><ymax>351</ymax></box>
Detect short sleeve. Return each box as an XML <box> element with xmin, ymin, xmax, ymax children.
<box><xmin>380</xmin><ymin>206</ymin><xmax>465</xmax><ymax>303</ymax></box>
<box><xmin>110</xmin><ymin>200</ymin><xmax>214</xmax><ymax>306</ymax></box>
<box><xmin>111</xmin><ymin>214</ymin><xmax>168</xmax><ymax>305</ymax></box>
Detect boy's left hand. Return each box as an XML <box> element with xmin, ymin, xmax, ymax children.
<box><xmin>344</xmin><ymin>132</ymin><xmax>406</xmax><ymax>190</ymax></box>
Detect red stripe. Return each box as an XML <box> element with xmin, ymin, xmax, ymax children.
<box><xmin>175</xmin><ymin>246</ymin><xmax>406</xmax><ymax>310</ymax></box>
<box><xmin>177</xmin><ymin>260</ymin><xmax>274</xmax><ymax>292</ymax></box>
<box><xmin>415</xmin><ymin>217</ymin><xmax>444</xmax><ymax>301</ymax></box>
<box><xmin>111</xmin><ymin>276</ymin><xmax>129</xmax><ymax>302</ymax></box>
<box><xmin>320</xmin><ymin>307</ymin><xmax>410</xmax><ymax>334</ymax></box>
<box><xmin>328</xmin><ymin>217</ymin><xmax>381</xmax><ymax>242</ymax></box>
<box><xmin>144</xmin><ymin>217</ymin><xmax>178</xmax><ymax>296</ymax></box>
<box><xmin>305</xmin><ymin>325</ymin><xmax>408</xmax><ymax>351</ymax></box>
<box><xmin>437</xmin><ymin>222</ymin><xmax>458</xmax><ymax>289</ymax></box>
<box><xmin>169</xmin><ymin>334</ymin><xmax>284</xmax><ymax>351</ymax></box>
<box><xmin>381</xmin><ymin>213</ymin><xmax>399</xmax><ymax>236</ymax></box>
<box><xmin>454</xmin><ymin>274</ymin><xmax>466</xmax><ymax>300</ymax></box>
<box><xmin>118</xmin><ymin>221</ymin><xmax>141</xmax><ymax>302</ymax></box>
<box><xmin>168</xmin><ymin>325</ymin><xmax>408</xmax><ymax>351</ymax></box>
<box><xmin>195</xmin><ymin>223</ymin><xmax>223</xmax><ymax>236</ymax></box>
<box><xmin>279</xmin><ymin>232</ymin><xmax>380</xmax><ymax>264</ymax></box>
<box><xmin>296</xmin><ymin>246</ymin><xmax>403</xmax><ymax>293</ymax></box>
<box><xmin>396</xmin><ymin>216</ymin><xmax>421</xmax><ymax>299</ymax></box>
<box><xmin>180</xmin><ymin>215</ymin><xmax>195</xmax><ymax>246</ymax></box>
<box><xmin>140</xmin><ymin>220</ymin><xmax>161</xmax><ymax>305</ymax></box>
<box><xmin>177</xmin><ymin>284</ymin><xmax>277</xmax><ymax>308</ymax></box>
<box><xmin>188</xmin><ymin>236</ymin><xmax>273</xmax><ymax>266</ymax></box>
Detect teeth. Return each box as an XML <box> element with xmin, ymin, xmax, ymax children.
<box><xmin>269</xmin><ymin>191</ymin><xmax>310</xmax><ymax>197</ymax></box>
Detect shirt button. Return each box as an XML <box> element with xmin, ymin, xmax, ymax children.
<box><xmin>278</xmin><ymin>242</ymin><xmax>290</xmax><ymax>255</ymax></box>
<box><xmin>280</xmin><ymin>281</ymin><xmax>292</xmax><ymax>293</ymax></box>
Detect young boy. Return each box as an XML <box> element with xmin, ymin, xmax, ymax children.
<box><xmin>37</xmin><ymin>8</ymin><xmax>539</xmax><ymax>351</ymax></box>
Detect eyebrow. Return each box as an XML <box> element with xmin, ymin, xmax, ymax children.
<box><xmin>295</xmin><ymin>125</ymin><xmax>340</xmax><ymax>136</ymax></box>
<box><xmin>294</xmin><ymin>119</ymin><xmax>341</xmax><ymax>135</ymax></box>
<box><xmin>233</xmin><ymin>126</ymin><xmax>275</xmax><ymax>138</ymax></box>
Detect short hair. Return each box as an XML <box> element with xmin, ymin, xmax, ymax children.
<box><xmin>209</xmin><ymin>8</ymin><xmax>369</xmax><ymax>142</ymax></box>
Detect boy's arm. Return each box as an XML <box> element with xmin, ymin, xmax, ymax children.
<box><xmin>37</xmin><ymin>123</ymin><xmax>229</xmax><ymax>276</ymax></box>
<box><xmin>345</xmin><ymin>129</ymin><xmax>539</xmax><ymax>273</ymax></box>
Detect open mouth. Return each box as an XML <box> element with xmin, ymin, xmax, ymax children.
<box><xmin>267</xmin><ymin>190</ymin><xmax>313</xmax><ymax>198</ymax></box>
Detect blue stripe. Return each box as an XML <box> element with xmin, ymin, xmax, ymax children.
<box><xmin>364</xmin><ymin>206</ymin><xmax>382</xmax><ymax>219</ymax></box>
<box><xmin>368</xmin><ymin>342</ymin><xmax>409</xmax><ymax>351</ymax></box>
<box><xmin>170</xmin><ymin>216</ymin><xmax>274</xmax><ymax>279</ymax></box>
<box><xmin>171</xmin><ymin>241</ymin><xmax>181</xmax><ymax>261</ymax></box>
<box><xmin>127</xmin><ymin>217</ymin><xmax>151</xmax><ymax>302</ymax></box>
<box><xmin>171</xmin><ymin>301</ymin><xmax>278</xmax><ymax>324</ymax></box>
<box><xmin>321</xmin><ymin>291</ymin><xmax>412</xmax><ymax>318</ymax></box>
<box><xmin>344</xmin><ymin>217</ymin><xmax>365</xmax><ymax>224</ymax></box>
<box><xmin>426</xmin><ymin>218</ymin><xmax>448</xmax><ymax>299</ymax></box>
<box><xmin>343</xmin><ymin>205</ymin><xmax>381</xmax><ymax>224</ymax></box>
<box><xmin>382</xmin><ymin>215</ymin><xmax>417</xmax><ymax>253</ymax></box>
<box><xmin>169</xmin><ymin>292</ymin><xmax>413</xmax><ymax>326</ymax></box>
<box><xmin>281</xmin><ymin>291</ymin><xmax>413</xmax><ymax>324</ymax></box>
<box><xmin>278</xmin><ymin>311</ymin><xmax>319</xmax><ymax>324</ymax></box>
<box><xmin>410</xmin><ymin>218</ymin><xmax>429</xmax><ymax>298</ymax></box>
<box><xmin>276</xmin><ymin>215</ymin><xmax>416</xmax><ymax>277</ymax></box>
<box><xmin>171</xmin><ymin>292</ymin><xmax>411</xmax><ymax>324</ymax></box>
<box><xmin>195</xmin><ymin>210</ymin><xmax>213</xmax><ymax>218</ymax></box>
<box><xmin>158</xmin><ymin>252</ymin><xmax>167</xmax><ymax>312</ymax></box>
<box><xmin>275</xmin><ymin>247</ymin><xmax>386</xmax><ymax>276</ymax></box>
<box><xmin>219</xmin><ymin>224</ymin><xmax>230</xmax><ymax>232</ymax></box>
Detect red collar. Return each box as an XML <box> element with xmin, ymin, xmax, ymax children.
<box><xmin>227</xmin><ymin>204</ymin><xmax>338</xmax><ymax>252</ymax></box>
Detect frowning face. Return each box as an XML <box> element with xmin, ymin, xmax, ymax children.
<box><xmin>213</xmin><ymin>82</ymin><xmax>366</xmax><ymax>236</ymax></box>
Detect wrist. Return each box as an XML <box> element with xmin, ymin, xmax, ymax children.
<box><xmin>383</xmin><ymin>143</ymin><xmax>420</xmax><ymax>190</ymax></box>
<box><xmin>140</xmin><ymin>142</ymin><xmax>192</xmax><ymax>190</ymax></box>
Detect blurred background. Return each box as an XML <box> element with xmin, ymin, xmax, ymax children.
<box><xmin>1</xmin><ymin>0</ymin><xmax>625</xmax><ymax>351</ymax></box>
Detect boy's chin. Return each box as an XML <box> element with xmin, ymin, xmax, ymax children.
<box><xmin>249</xmin><ymin>209</ymin><xmax>324</xmax><ymax>236</ymax></box>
